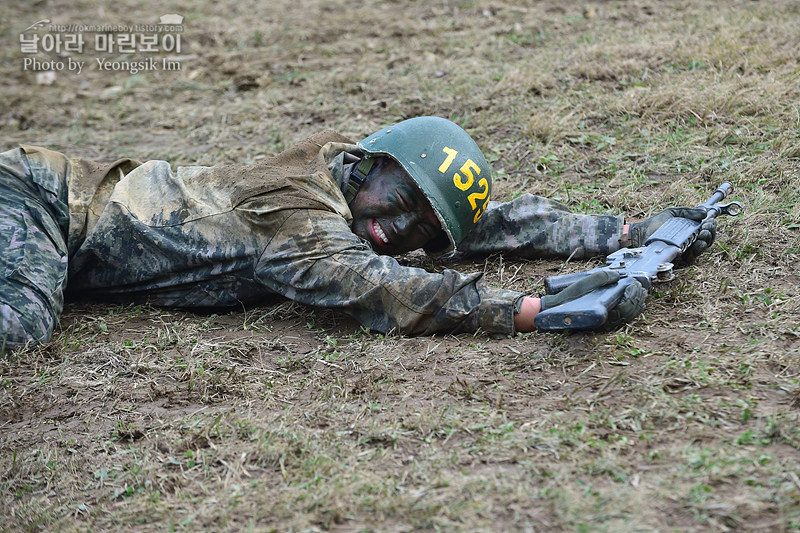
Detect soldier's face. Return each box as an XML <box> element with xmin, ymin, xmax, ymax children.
<box><xmin>350</xmin><ymin>158</ymin><xmax>442</xmax><ymax>255</ymax></box>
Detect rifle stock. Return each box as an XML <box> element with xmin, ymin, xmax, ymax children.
<box><xmin>534</xmin><ymin>276</ymin><xmax>636</xmax><ymax>330</ymax></box>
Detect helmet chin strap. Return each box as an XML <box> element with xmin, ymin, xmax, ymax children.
<box><xmin>344</xmin><ymin>156</ymin><xmax>376</xmax><ymax>204</ymax></box>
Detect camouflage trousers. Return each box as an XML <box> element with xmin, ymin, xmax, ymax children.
<box><xmin>0</xmin><ymin>147</ymin><xmax>70</xmax><ymax>350</ymax></box>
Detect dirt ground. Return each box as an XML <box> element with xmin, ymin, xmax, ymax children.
<box><xmin>1</xmin><ymin>0</ymin><xmax>799</xmax><ymax>531</ymax></box>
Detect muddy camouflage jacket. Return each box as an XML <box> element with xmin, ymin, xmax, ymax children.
<box><xmin>28</xmin><ymin>132</ymin><xmax>624</xmax><ymax>335</ymax></box>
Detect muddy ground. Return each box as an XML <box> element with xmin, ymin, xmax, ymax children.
<box><xmin>1</xmin><ymin>0</ymin><xmax>799</xmax><ymax>531</ymax></box>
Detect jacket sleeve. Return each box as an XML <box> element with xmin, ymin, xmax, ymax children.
<box><xmin>253</xmin><ymin>209</ymin><xmax>523</xmax><ymax>335</ymax></box>
<box><xmin>457</xmin><ymin>194</ymin><xmax>625</xmax><ymax>259</ymax></box>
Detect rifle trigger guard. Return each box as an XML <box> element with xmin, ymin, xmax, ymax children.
<box><xmin>655</xmin><ymin>262</ymin><xmax>674</xmax><ymax>282</ymax></box>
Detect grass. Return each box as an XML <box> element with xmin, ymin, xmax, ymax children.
<box><xmin>2</xmin><ymin>0</ymin><xmax>800</xmax><ymax>531</ymax></box>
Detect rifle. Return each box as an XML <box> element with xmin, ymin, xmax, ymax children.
<box><xmin>534</xmin><ymin>182</ymin><xmax>743</xmax><ymax>330</ymax></box>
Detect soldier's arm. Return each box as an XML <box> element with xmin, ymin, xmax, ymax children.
<box><xmin>254</xmin><ymin>209</ymin><xmax>525</xmax><ymax>335</ymax></box>
<box><xmin>456</xmin><ymin>194</ymin><xmax>625</xmax><ymax>259</ymax></box>
<box><xmin>513</xmin><ymin>297</ymin><xmax>541</xmax><ymax>332</ymax></box>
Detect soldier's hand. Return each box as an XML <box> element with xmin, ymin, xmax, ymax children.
<box><xmin>629</xmin><ymin>207</ymin><xmax>717</xmax><ymax>265</ymax></box>
<box><xmin>605</xmin><ymin>276</ymin><xmax>647</xmax><ymax>328</ymax></box>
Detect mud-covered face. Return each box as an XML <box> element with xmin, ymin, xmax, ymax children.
<box><xmin>349</xmin><ymin>158</ymin><xmax>442</xmax><ymax>256</ymax></box>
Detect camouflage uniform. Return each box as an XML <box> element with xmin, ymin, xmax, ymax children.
<box><xmin>0</xmin><ymin>132</ymin><xmax>623</xmax><ymax>348</ymax></box>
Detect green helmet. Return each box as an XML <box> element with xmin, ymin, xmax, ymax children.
<box><xmin>356</xmin><ymin>116</ymin><xmax>493</xmax><ymax>254</ymax></box>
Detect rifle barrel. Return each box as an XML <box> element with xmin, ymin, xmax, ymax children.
<box><xmin>702</xmin><ymin>182</ymin><xmax>732</xmax><ymax>208</ymax></box>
